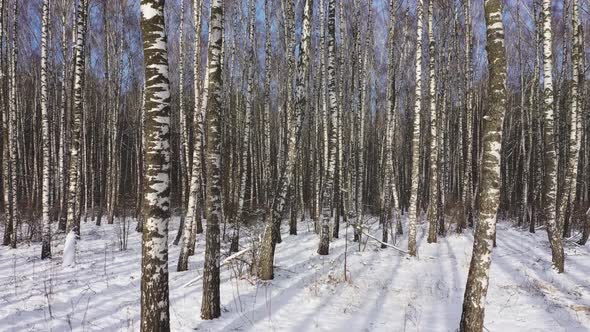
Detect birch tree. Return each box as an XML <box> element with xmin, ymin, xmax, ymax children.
<box><xmin>460</xmin><ymin>0</ymin><xmax>507</xmax><ymax>329</ymax></box>
<box><xmin>1</xmin><ymin>0</ymin><xmax>13</xmax><ymax>247</ymax></box>
<box><xmin>541</xmin><ymin>0</ymin><xmax>564</xmax><ymax>273</ymax></box>
<box><xmin>139</xmin><ymin>0</ymin><xmax>172</xmax><ymax>330</ymax></box>
<box><xmin>263</xmin><ymin>0</ymin><xmax>272</xmax><ymax>204</ymax></box>
<box><xmin>318</xmin><ymin>0</ymin><xmax>337</xmax><ymax>255</ymax></box>
<box><xmin>558</xmin><ymin>0</ymin><xmax>582</xmax><ymax>238</ymax></box>
<box><xmin>232</xmin><ymin>0</ymin><xmax>256</xmax><ymax>252</ymax></box>
<box><xmin>178</xmin><ymin>0</ymin><xmax>204</xmax><ymax>272</ymax></box>
<box><xmin>462</xmin><ymin>0</ymin><xmax>474</xmax><ymax>231</ymax></box>
<box><xmin>7</xmin><ymin>0</ymin><xmax>19</xmax><ymax>249</ymax></box>
<box><xmin>258</xmin><ymin>0</ymin><xmax>313</xmax><ymax>279</ymax></box>
<box><xmin>201</xmin><ymin>0</ymin><xmax>224</xmax><ymax>320</ymax></box>
<box><xmin>355</xmin><ymin>0</ymin><xmax>373</xmax><ymax>243</ymax></box>
<box><xmin>381</xmin><ymin>0</ymin><xmax>398</xmax><ymax>247</ymax></box>
<box><xmin>178</xmin><ymin>0</ymin><xmax>190</xmax><ymax>212</ymax></box>
<box><xmin>65</xmin><ymin>0</ymin><xmax>88</xmax><ymax>238</ymax></box>
<box><xmin>426</xmin><ymin>0</ymin><xmax>438</xmax><ymax>243</ymax></box>
<box><xmin>41</xmin><ymin>0</ymin><xmax>51</xmax><ymax>259</ymax></box>
<box><xmin>57</xmin><ymin>0</ymin><xmax>72</xmax><ymax>232</ymax></box>
<box><xmin>408</xmin><ymin>0</ymin><xmax>424</xmax><ymax>256</ymax></box>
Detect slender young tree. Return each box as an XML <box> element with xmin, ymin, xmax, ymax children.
<box><xmin>408</xmin><ymin>0</ymin><xmax>424</xmax><ymax>256</ymax></box>
<box><xmin>558</xmin><ymin>0</ymin><xmax>582</xmax><ymax>237</ymax></box>
<box><xmin>1</xmin><ymin>0</ymin><xmax>13</xmax><ymax>247</ymax></box>
<box><xmin>178</xmin><ymin>0</ymin><xmax>190</xmax><ymax>203</ymax></box>
<box><xmin>65</xmin><ymin>0</ymin><xmax>88</xmax><ymax>238</ymax></box>
<box><xmin>57</xmin><ymin>0</ymin><xmax>71</xmax><ymax>232</ymax></box>
<box><xmin>41</xmin><ymin>0</ymin><xmax>51</xmax><ymax>259</ymax></box>
<box><xmin>177</xmin><ymin>0</ymin><xmax>204</xmax><ymax>272</ymax></box>
<box><xmin>258</xmin><ymin>0</ymin><xmax>313</xmax><ymax>279</ymax></box>
<box><xmin>263</xmin><ymin>0</ymin><xmax>272</xmax><ymax>203</ymax></box>
<box><xmin>460</xmin><ymin>0</ymin><xmax>507</xmax><ymax>329</ymax></box>
<box><xmin>233</xmin><ymin>0</ymin><xmax>256</xmax><ymax>252</ymax></box>
<box><xmin>318</xmin><ymin>0</ymin><xmax>337</xmax><ymax>255</ymax></box>
<box><xmin>355</xmin><ymin>0</ymin><xmax>373</xmax><ymax>243</ymax></box>
<box><xmin>541</xmin><ymin>0</ymin><xmax>564</xmax><ymax>273</ymax></box>
<box><xmin>381</xmin><ymin>0</ymin><xmax>398</xmax><ymax>248</ymax></box>
<box><xmin>7</xmin><ymin>0</ymin><xmax>19</xmax><ymax>249</ymax></box>
<box><xmin>139</xmin><ymin>0</ymin><xmax>172</xmax><ymax>330</ymax></box>
<box><xmin>333</xmin><ymin>0</ymin><xmax>346</xmax><ymax>239</ymax></box>
<box><xmin>104</xmin><ymin>0</ymin><xmax>120</xmax><ymax>226</ymax></box>
<box><xmin>461</xmin><ymin>0</ymin><xmax>474</xmax><ymax>232</ymax></box>
<box><xmin>426</xmin><ymin>0</ymin><xmax>438</xmax><ymax>243</ymax></box>
<box><xmin>320</xmin><ymin>0</ymin><xmax>328</xmax><ymax>221</ymax></box>
<box><xmin>201</xmin><ymin>0</ymin><xmax>223</xmax><ymax>320</ymax></box>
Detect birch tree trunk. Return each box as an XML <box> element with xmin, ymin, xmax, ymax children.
<box><xmin>317</xmin><ymin>0</ymin><xmax>327</xmax><ymax>235</ymax></box>
<box><xmin>355</xmin><ymin>0</ymin><xmax>372</xmax><ymax>243</ymax></box>
<box><xmin>263</xmin><ymin>0</ymin><xmax>272</xmax><ymax>205</ymax></box>
<box><xmin>558</xmin><ymin>0</ymin><xmax>582</xmax><ymax>238</ymax></box>
<box><xmin>459</xmin><ymin>0</ymin><xmax>507</xmax><ymax>329</ymax></box>
<box><xmin>318</xmin><ymin>0</ymin><xmax>337</xmax><ymax>255</ymax></box>
<box><xmin>462</xmin><ymin>0</ymin><xmax>474</xmax><ymax>231</ymax></box>
<box><xmin>201</xmin><ymin>0</ymin><xmax>223</xmax><ymax>320</ymax></box>
<box><xmin>408</xmin><ymin>0</ymin><xmax>424</xmax><ymax>257</ymax></box>
<box><xmin>41</xmin><ymin>0</ymin><xmax>52</xmax><ymax>259</ymax></box>
<box><xmin>103</xmin><ymin>3</ymin><xmax>113</xmax><ymax>226</ymax></box>
<box><xmin>333</xmin><ymin>0</ymin><xmax>346</xmax><ymax>239</ymax></box>
<box><xmin>177</xmin><ymin>0</ymin><xmax>204</xmax><ymax>272</ymax></box>
<box><xmin>139</xmin><ymin>0</ymin><xmax>172</xmax><ymax>330</ymax></box>
<box><xmin>58</xmin><ymin>1</ymin><xmax>71</xmax><ymax>231</ymax></box>
<box><xmin>65</xmin><ymin>0</ymin><xmax>88</xmax><ymax>239</ymax></box>
<box><xmin>258</xmin><ymin>0</ymin><xmax>312</xmax><ymax>279</ymax></box>
<box><xmin>541</xmin><ymin>0</ymin><xmax>565</xmax><ymax>273</ymax></box>
<box><xmin>426</xmin><ymin>0</ymin><xmax>438</xmax><ymax>244</ymax></box>
<box><xmin>1</xmin><ymin>0</ymin><xmax>12</xmax><ymax>247</ymax></box>
<box><xmin>179</xmin><ymin>0</ymin><xmax>190</xmax><ymax>204</ymax></box>
<box><xmin>381</xmin><ymin>0</ymin><xmax>397</xmax><ymax>248</ymax></box>
<box><xmin>232</xmin><ymin>0</ymin><xmax>256</xmax><ymax>253</ymax></box>
<box><xmin>7</xmin><ymin>0</ymin><xmax>19</xmax><ymax>248</ymax></box>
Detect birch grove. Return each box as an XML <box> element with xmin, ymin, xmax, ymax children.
<box><xmin>0</xmin><ymin>0</ymin><xmax>589</xmax><ymax>330</ymax></box>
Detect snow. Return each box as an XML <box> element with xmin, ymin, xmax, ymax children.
<box><xmin>61</xmin><ymin>230</ymin><xmax>77</xmax><ymax>267</ymax></box>
<box><xmin>0</xmin><ymin>218</ymin><xmax>589</xmax><ymax>331</ymax></box>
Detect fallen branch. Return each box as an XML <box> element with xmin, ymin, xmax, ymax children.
<box><xmin>361</xmin><ymin>230</ymin><xmax>409</xmax><ymax>255</ymax></box>
<box><xmin>224</xmin><ymin>247</ymin><xmax>252</xmax><ymax>264</ymax></box>
<box><xmin>182</xmin><ymin>247</ymin><xmax>252</xmax><ymax>288</ymax></box>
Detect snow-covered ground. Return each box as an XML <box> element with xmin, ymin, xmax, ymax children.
<box><xmin>0</xmin><ymin>218</ymin><xmax>588</xmax><ymax>331</ymax></box>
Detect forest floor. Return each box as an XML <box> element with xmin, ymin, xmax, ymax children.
<box><xmin>0</xmin><ymin>217</ymin><xmax>589</xmax><ymax>331</ymax></box>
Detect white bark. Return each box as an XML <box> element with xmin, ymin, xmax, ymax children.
<box><xmin>460</xmin><ymin>0</ymin><xmax>507</xmax><ymax>328</ymax></box>
<box><xmin>201</xmin><ymin>0</ymin><xmax>224</xmax><ymax>319</ymax></box>
<box><xmin>319</xmin><ymin>0</ymin><xmax>337</xmax><ymax>255</ymax></box>
<box><xmin>178</xmin><ymin>0</ymin><xmax>204</xmax><ymax>272</ymax></box>
<box><xmin>426</xmin><ymin>0</ymin><xmax>438</xmax><ymax>244</ymax></box>
<box><xmin>462</xmin><ymin>0</ymin><xmax>474</xmax><ymax>231</ymax></box>
<box><xmin>541</xmin><ymin>0</ymin><xmax>565</xmax><ymax>273</ymax></box>
<box><xmin>258</xmin><ymin>0</ymin><xmax>313</xmax><ymax>278</ymax></box>
<box><xmin>65</xmin><ymin>0</ymin><xmax>88</xmax><ymax>238</ymax></box>
<box><xmin>408</xmin><ymin>0</ymin><xmax>424</xmax><ymax>257</ymax></box>
<box><xmin>233</xmin><ymin>0</ymin><xmax>257</xmax><ymax>250</ymax></box>
<box><xmin>41</xmin><ymin>0</ymin><xmax>52</xmax><ymax>259</ymax></box>
<box><xmin>140</xmin><ymin>0</ymin><xmax>173</xmax><ymax>329</ymax></box>
<box><xmin>558</xmin><ymin>0</ymin><xmax>582</xmax><ymax>236</ymax></box>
